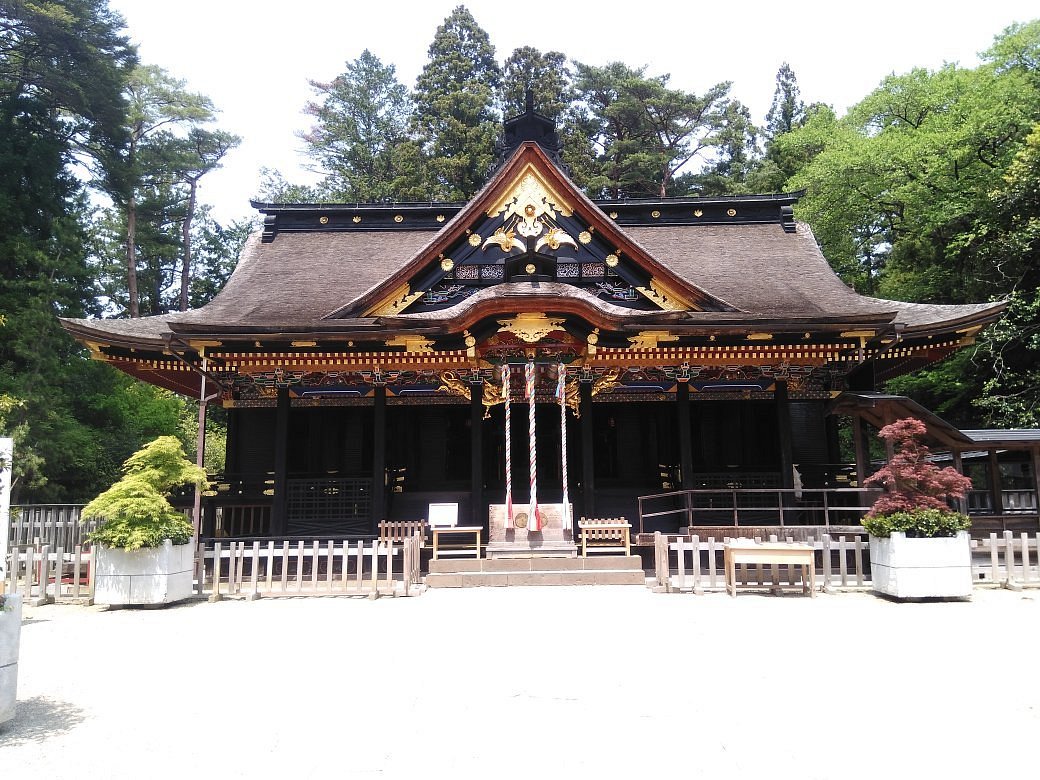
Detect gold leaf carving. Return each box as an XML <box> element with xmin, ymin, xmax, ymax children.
<box><xmin>486</xmin><ymin>164</ymin><xmax>573</xmax><ymax>235</ymax></box>
<box><xmin>497</xmin><ymin>312</ymin><xmax>567</xmax><ymax>343</ymax></box>
<box><xmin>534</xmin><ymin>227</ymin><xmax>577</xmax><ymax>253</ymax></box>
<box><xmin>627</xmin><ymin>331</ymin><xmax>679</xmax><ymax>350</ymax></box>
<box><xmin>368</xmin><ymin>283</ymin><xmax>425</xmax><ymax>316</ymax></box>
<box><xmin>384</xmin><ymin>334</ymin><xmax>434</xmax><ymax>353</ymax></box>
<box><xmin>635</xmin><ymin>278</ymin><xmax>694</xmax><ymax>312</ymax></box>
<box><xmin>482</xmin><ymin>227</ymin><xmax>525</xmax><ymax>253</ymax></box>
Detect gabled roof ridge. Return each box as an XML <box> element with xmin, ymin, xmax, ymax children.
<box><xmin>324</xmin><ymin>142</ymin><xmax>737</xmax><ymax>320</ymax></box>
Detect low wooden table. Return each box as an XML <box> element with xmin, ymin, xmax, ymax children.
<box><xmin>724</xmin><ymin>542</ymin><xmax>815</xmax><ymax>597</ymax></box>
<box><xmin>431</xmin><ymin>526</ymin><xmax>482</xmax><ymax>560</ymax></box>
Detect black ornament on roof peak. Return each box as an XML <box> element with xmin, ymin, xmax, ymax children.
<box><xmin>492</xmin><ymin>88</ymin><xmax>566</xmax><ymax>172</ymax></box>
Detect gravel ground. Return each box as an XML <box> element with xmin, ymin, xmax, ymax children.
<box><xmin>2</xmin><ymin>586</ymin><xmax>1039</xmax><ymax>779</ymax></box>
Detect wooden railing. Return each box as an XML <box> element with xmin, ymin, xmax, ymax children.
<box><xmin>967</xmin><ymin>490</ymin><xmax>1039</xmax><ymax>514</ymax></box>
<box><xmin>652</xmin><ymin>530</ymin><xmax>1040</xmax><ymax>594</ymax></box>
<box><xmin>653</xmin><ymin>531</ymin><xmax>870</xmax><ymax>594</ymax></box>
<box><xmin>4</xmin><ymin>543</ymin><xmax>94</xmax><ymax>603</ymax></box>
<box><xmin>638</xmin><ymin>488</ymin><xmax>878</xmax><ymax>536</ymax></box>
<box><xmin>196</xmin><ymin>535</ymin><xmax>425</xmax><ymax>600</ymax></box>
<box><xmin>7</xmin><ymin>505</ymin><xmax>100</xmax><ymax>550</ymax></box>
<box><xmin>971</xmin><ymin>532</ymin><xmax>1040</xmax><ymax>587</ymax></box>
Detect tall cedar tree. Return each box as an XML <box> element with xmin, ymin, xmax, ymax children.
<box><xmin>764</xmin><ymin>63</ymin><xmax>805</xmax><ymax>141</ymax></box>
<box><xmin>750</xmin><ymin>62</ymin><xmax>810</xmax><ymax>193</ymax></box>
<box><xmin>500</xmin><ymin>47</ymin><xmax>572</xmax><ymax>121</ymax></box>
<box><xmin>412</xmin><ymin>5</ymin><xmax>500</xmax><ymax>200</ymax></box>
<box><xmin>301</xmin><ymin>50</ymin><xmax>412</xmax><ymax>202</ymax></box>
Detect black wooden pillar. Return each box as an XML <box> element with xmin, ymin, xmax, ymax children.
<box><xmin>852</xmin><ymin>416</ymin><xmax>870</xmax><ymax>487</ymax></box>
<box><xmin>677</xmin><ymin>381</ymin><xmax>694</xmax><ymax>490</ymax></box>
<box><xmin>987</xmin><ymin>449</ymin><xmax>1004</xmax><ymax>516</ymax></box>
<box><xmin>272</xmin><ymin>386</ymin><xmax>290</xmax><ymax>536</ymax></box>
<box><xmin>775</xmin><ymin>381</ymin><xmax>794</xmax><ymax>490</ymax></box>
<box><xmin>580</xmin><ymin>382</ymin><xmax>594</xmax><ymax>518</ymax></box>
<box><xmin>371</xmin><ymin>386</ymin><xmax>387</xmax><ymax>527</ymax></box>
<box><xmin>471</xmin><ymin>385</ymin><xmax>484</xmax><ymax>527</ymax></box>
<box><xmin>825</xmin><ymin>413</ymin><xmax>841</xmax><ymax>464</ymax></box>
<box><xmin>224</xmin><ymin>408</ymin><xmax>239</xmax><ymax>474</ymax></box>
<box><xmin>1031</xmin><ymin>447</ymin><xmax>1040</xmax><ymax>517</ymax></box>
<box><xmin>952</xmin><ymin>450</ymin><xmax>968</xmax><ymax>514</ymax></box>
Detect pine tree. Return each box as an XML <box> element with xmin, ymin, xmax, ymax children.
<box><xmin>301</xmin><ymin>49</ymin><xmax>412</xmax><ymax>202</ymax></box>
<box><xmin>412</xmin><ymin>5</ymin><xmax>501</xmax><ymax>200</ymax></box>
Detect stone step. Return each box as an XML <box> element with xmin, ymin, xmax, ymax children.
<box><xmin>428</xmin><ymin>555</ymin><xmax>642</xmax><ymax>574</ymax></box>
<box><xmin>425</xmin><ymin>569</ymin><xmax>647</xmax><ymax>588</ymax></box>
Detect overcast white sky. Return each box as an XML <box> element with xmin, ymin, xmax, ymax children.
<box><xmin>108</xmin><ymin>0</ymin><xmax>1038</xmax><ymax>224</ymax></box>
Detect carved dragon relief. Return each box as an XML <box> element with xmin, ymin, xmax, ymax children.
<box><xmin>437</xmin><ymin>371</ymin><xmax>505</xmax><ymax>419</ymax></box>
<box><xmin>437</xmin><ymin>365</ymin><xmax>621</xmax><ymax>420</ymax></box>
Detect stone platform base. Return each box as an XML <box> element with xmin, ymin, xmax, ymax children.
<box><xmin>425</xmin><ymin>555</ymin><xmax>646</xmax><ymax>588</ymax></box>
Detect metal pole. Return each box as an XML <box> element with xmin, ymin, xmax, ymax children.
<box><xmin>192</xmin><ymin>356</ymin><xmax>219</xmax><ymax>539</ymax></box>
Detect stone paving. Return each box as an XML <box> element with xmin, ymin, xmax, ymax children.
<box><xmin>1</xmin><ymin>586</ymin><xmax>1039</xmax><ymax>778</ymax></box>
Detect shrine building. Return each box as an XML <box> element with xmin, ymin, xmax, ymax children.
<box><xmin>61</xmin><ymin>105</ymin><xmax>1007</xmax><ymax>544</ymax></box>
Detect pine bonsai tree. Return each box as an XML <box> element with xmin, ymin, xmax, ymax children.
<box><xmin>83</xmin><ymin>436</ymin><xmax>207</xmax><ymax>550</ymax></box>
<box><xmin>862</xmin><ymin>418</ymin><xmax>972</xmax><ymax>538</ymax></box>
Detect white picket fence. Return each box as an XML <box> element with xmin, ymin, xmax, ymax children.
<box><xmin>971</xmin><ymin>531</ymin><xmax>1040</xmax><ymax>587</ymax></box>
<box><xmin>653</xmin><ymin>530</ymin><xmax>1040</xmax><ymax>594</ymax></box>
<box><xmin>653</xmin><ymin>531</ymin><xmax>870</xmax><ymax>593</ymax></box>
<box><xmin>3</xmin><ymin>535</ymin><xmax>425</xmax><ymax>602</ymax></box>
<box><xmin>197</xmin><ymin>535</ymin><xmax>425</xmax><ymax>600</ymax></box>
<box><xmin>4</xmin><ymin>544</ymin><xmax>94</xmax><ymax>603</ymax></box>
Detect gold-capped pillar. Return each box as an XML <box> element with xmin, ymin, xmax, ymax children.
<box><xmin>272</xmin><ymin>386</ymin><xmax>290</xmax><ymax>536</ymax></box>
<box><xmin>677</xmin><ymin>380</ymin><xmax>694</xmax><ymax>491</ymax></box>
<box><xmin>372</xmin><ymin>384</ymin><xmax>387</xmax><ymax>529</ymax></box>
<box><xmin>580</xmin><ymin>380</ymin><xmax>595</xmax><ymax>518</ymax></box>
<box><xmin>470</xmin><ymin>378</ymin><xmax>484</xmax><ymax>528</ymax></box>
<box><xmin>776</xmin><ymin>381</ymin><xmax>795</xmax><ymax>491</ymax></box>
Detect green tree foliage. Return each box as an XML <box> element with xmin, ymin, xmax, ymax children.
<box><xmin>301</xmin><ymin>49</ymin><xmax>412</xmax><ymax>202</ymax></box>
<box><xmin>571</xmin><ymin>62</ymin><xmax>740</xmax><ymax>198</ymax></box>
<box><xmin>83</xmin><ymin>435</ymin><xmax>206</xmax><ymax>549</ymax></box>
<box><xmin>174</xmin><ymin>127</ymin><xmax>240</xmax><ymax>311</ymax></box>
<box><xmin>500</xmin><ymin>46</ymin><xmax>572</xmax><ymax>121</ymax></box>
<box><xmin>0</xmin><ymin>0</ymin><xmax>135</xmax><ymax>178</ymax></box>
<box><xmin>748</xmin><ymin>63</ymin><xmax>820</xmax><ymax>193</ymax></box>
<box><xmin>786</xmin><ymin>20</ymin><xmax>1040</xmax><ymax>425</ymax></box>
<box><xmin>764</xmin><ymin>63</ymin><xmax>805</xmax><ymax>141</ymax></box>
<box><xmin>411</xmin><ymin>5</ymin><xmax>500</xmax><ymax>200</ymax></box>
<box><xmin>118</xmin><ymin>64</ymin><xmax>222</xmax><ymax>317</ymax></box>
<box><xmin>1</xmin><ymin>2</ymin><xmax>240</xmax><ymax>502</ymax></box>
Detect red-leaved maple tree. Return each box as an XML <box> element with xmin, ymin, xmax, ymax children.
<box><xmin>864</xmin><ymin>418</ymin><xmax>973</xmax><ymax>516</ymax></box>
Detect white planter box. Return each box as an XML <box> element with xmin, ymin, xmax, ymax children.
<box><xmin>869</xmin><ymin>531</ymin><xmax>972</xmax><ymax>600</ymax></box>
<box><xmin>93</xmin><ymin>540</ymin><xmax>195</xmax><ymax>606</ymax></box>
<box><xmin>1</xmin><ymin>593</ymin><xmax>21</xmax><ymax>725</ymax></box>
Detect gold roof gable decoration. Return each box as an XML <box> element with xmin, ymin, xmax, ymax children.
<box><xmin>497</xmin><ymin>312</ymin><xmax>567</xmax><ymax>343</ymax></box>
<box><xmin>486</xmin><ymin>163</ymin><xmax>574</xmax><ymax>235</ymax></box>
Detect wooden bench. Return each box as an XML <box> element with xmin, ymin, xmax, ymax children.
<box><xmin>723</xmin><ymin>541</ymin><xmax>815</xmax><ymax>597</ymax></box>
<box><xmin>378</xmin><ymin>520</ymin><xmax>427</xmax><ymax>548</ymax></box>
<box><xmin>578</xmin><ymin>517</ymin><xmax>631</xmax><ymax>556</ymax></box>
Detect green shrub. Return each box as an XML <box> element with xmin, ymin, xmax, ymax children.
<box><xmin>83</xmin><ymin>436</ymin><xmax>206</xmax><ymax>550</ymax></box>
<box><xmin>862</xmin><ymin>508</ymin><xmax>971</xmax><ymax>539</ymax></box>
